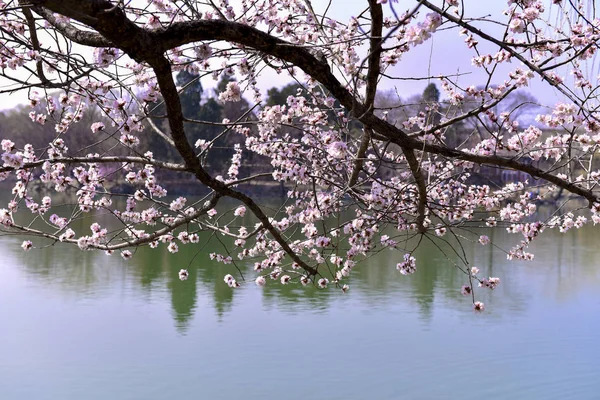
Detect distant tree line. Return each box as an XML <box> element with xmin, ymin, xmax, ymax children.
<box><xmin>0</xmin><ymin>76</ymin><xmax>556</xmax><ymax>191</ymax></box>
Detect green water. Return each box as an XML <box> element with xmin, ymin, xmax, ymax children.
<box><xmin>1</xmin><ymin>220</ymin><xmax>599</xmax><ymax>399</ymax></box>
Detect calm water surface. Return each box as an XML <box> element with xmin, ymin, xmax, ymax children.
<box><xmin>1</xmin><ymin>219</ymin><xmax>599</xmax><ymax>399</ymax></box>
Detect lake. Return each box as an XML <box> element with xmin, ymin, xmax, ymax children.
<box><xmin>1</xmin><ymin>216</ymin><xmax>599</xmax><ymax>399</ymax></box>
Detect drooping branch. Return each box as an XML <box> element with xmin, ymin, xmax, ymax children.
<box><xmin>144</xmin><ymin>117</ymin><xmax>176</xmax><ymax>149</ymax></box>
<box><xmin>404</xmin><ymin>148</ymin><xmax>429</xmax><ymax>233</ymax></box>
<box><xmin>0</xmin><ymin>156</ymin><xmax>188</xmax><ymax>174</ymax></box>
<box><xmin>148</xmin><ymin>56</ymin><xmax>319</xmax><ymax>276</ymax></box>
<box><xmin>6</xmin><ymin>193</ymin><xmax>222</xmax><ymax>250</ymax></box>
<box><xmin>349</xmin><ymin>0</ymin><xmax>381</xmax><ymax>190</ymax></box>
<box><xmin>364</xmin><ymin>0</ymin><xmax>383</xmax><ymax>108</ymax></box>
<box><xmin>20</xmin><ymin>2</ymin><xmax>49</xmax><ymax>84</ymax></box>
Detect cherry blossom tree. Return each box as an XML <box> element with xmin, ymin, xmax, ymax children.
<box><xmin>1</xmin><ymin>0</ymin><xmax>600</xmax><ymax>311</ymax></box>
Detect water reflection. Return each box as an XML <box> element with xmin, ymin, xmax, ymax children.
<box><xmin>8</xmin><ymin>217</ymin><xmax>600</xmax><ymax>332</ymax></box>
<box><xmin>4</xmin><ymin>199</ymin><xmax>600</xmax><ymax>400</ymax></box>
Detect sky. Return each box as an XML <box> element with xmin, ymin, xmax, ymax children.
<box><xmin>0</xmin><ymin>0</ymin><xmax>592</xmax><ymax>112</ymax></box>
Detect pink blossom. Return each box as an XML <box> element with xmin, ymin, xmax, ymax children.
<box><xmin>179</xmin><ymin>269</ymin><xmax>189</xmax><ymax>281</ymax></box>
<box><xmin>317</xmin><ymin>277</ymin><xmax>329</xmax><ymax>288</ymax></box>
<box><xmin>509</xmin><ymin>17</ymin><xmax>525</xmax><ymax>33</ymax></box>
<box><xmin>1</xmin><ymin>139</ymin><xmax>14</xmax><ymax>151</ymax></box>
<box><xmin>396</xmin><ymin>254</ymin><xmax>416</xmax><ymax>275</ymax></box>
<box><xmin>2</xmin><ymin>153</ymin><xmax>24</xmax><ymax>169</ymax></box>
<box><xmin>167</xmin><ymin>242</ymin><xmax>179</xmax><ymax>253</ymax></box>
<box><xmin>218</xmin><ymin>82</ymin><xmax>241</xmax><ymax>102</ymax></box>
<box><xmin>327</xmin><ymin>141</ymin><xmax>347</xmax><ymax>159</ymax></box>
<box><xmin>93</xmin><ymin>48</ymin><xmax>121</xmax><ymax>67</ymax></box>
<box><xmin>233</xmin><ymin>206</ymin><xmax>246</xmax><ymax>217</ymax></box>
<box><xmin>255</xmin><ymin>276</ymin><xmax>266</xmax><ymax>286</ymax></box>
<box><xmin>170</xmin><ymin>197</ymin><xmax>186</xmax><ymax>212</ymax></box>
<box><xmin>224</xmin><ymin>274</ymin><xmax>239</xmax><ymax>288</ymax></box>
